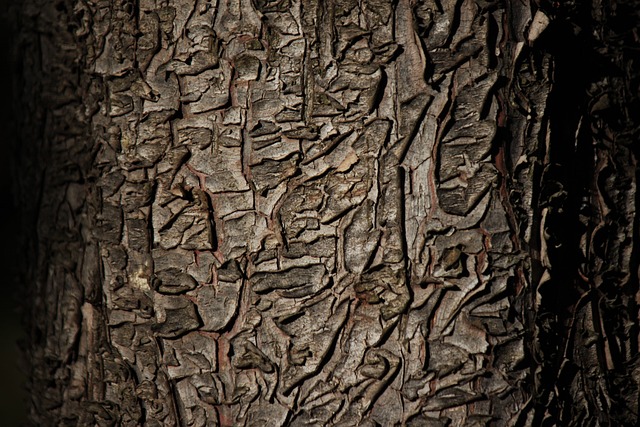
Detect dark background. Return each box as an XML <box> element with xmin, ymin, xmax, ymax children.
<box><xmin>1</xmin><ymin>0</ymin><xmax>29</xmax><ymax>424</ymax></box>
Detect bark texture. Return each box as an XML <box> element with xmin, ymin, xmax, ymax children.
<box><xmin>16</xmin><ymin>0</ymin><xmax>640</xmax><ymax>425</ymax></box>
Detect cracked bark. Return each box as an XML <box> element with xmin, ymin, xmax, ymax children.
<box><xmin>14</xmin><ymin>0</ymin><xmax>640</xmax><ymax>425</ymax></box>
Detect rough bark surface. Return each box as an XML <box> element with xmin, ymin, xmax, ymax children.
<box><xmin>15</xmin><ymin>0</ymin><xmax>640</xmax><ymax>425</ymax></box>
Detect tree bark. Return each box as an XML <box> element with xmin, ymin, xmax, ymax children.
<box><xmin>15</xmin><ymin>0</ymin><xmax>640</xmax><ymax>425</ymax></box>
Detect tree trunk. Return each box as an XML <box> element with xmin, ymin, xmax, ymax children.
<box><xmin>16</xmin><ymin>0</ymin><xmax>640</xmax><ymax>425</ymax></box>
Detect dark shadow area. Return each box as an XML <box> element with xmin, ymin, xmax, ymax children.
<box><xmin>531</xmin><ymin>1</ymin><xmax>640</xmax><ymax>424</ymax></box>
<box><xmin>0</xmin><ymin>0</ymin><xmax>29</xmax><ymax>425</ymax></box>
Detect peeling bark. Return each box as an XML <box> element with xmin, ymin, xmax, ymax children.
<box><xmin>15</xmin><ymin>0</ymin><xmax>640</xmax><ymax>425</ymax></box>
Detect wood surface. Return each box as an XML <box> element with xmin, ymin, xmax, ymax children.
<box><xmin>14</xmin><ymin>0</ymin><xmax>640</xmax><ymax>425</ymax></box>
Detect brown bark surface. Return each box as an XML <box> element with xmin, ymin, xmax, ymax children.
<box><xmin>15</xmin><ymin>0</ymin><xmax>640</xmax><ymax>425</ymax></box>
